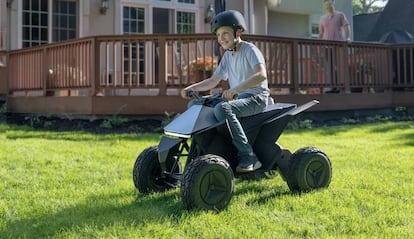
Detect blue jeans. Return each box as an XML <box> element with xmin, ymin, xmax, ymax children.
<box><xmin>213</xmin><ymin>93</ymin><xmax>268</xmax><ymax>156</ymax></box>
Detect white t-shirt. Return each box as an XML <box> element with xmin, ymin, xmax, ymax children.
<box><xmin>213</xmin><ymin>41</ymin><xmax>270</xmax><ymax>96</ymax></box>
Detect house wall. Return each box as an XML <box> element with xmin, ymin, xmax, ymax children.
<box><xmin>6</xmin><ymin>0</ymin><xmax>17</xmax><ymax>50</ymax></box>
<box><xmin>268</xmin><ymin>0</ymin><xmax>323</xmax><ymax>14</ymax></box>
<box><xmin>87</xmin><ymin>0</ymin><xmax>115</xmax><ymax>36</ymax></box>
<box><xmin>1</xmin><ymin>1</ymin><xmax>28</xmax><ymax>49</ymax></box>
<box><xmin>1</xmin><ymin>0</ymin><xmax>354</xmax><ymax>49</ymax></box>
<box><xmin>268</xmin><ymin>12</ymin><xmax>309</xmax><ymax>38</ymax></box>
<box><xmin>224</xmin><ymin>0</ymin><xmax>268</xmax><ymax>35</ymax></box>
<box><xmin>88</xmin><ymin>1</ymin><xmax>210</xmax><ymax>35</ymax></box>
<box><xmin>0</xmin><ymin>1</ymin><xmax>6</xmax><ymax>31</ymax></box>
<box><xmin>3</xmin><ymin>0</ymin><xmax>211</xmax><ymax>49</ymax></box>
<box><xmin>253</xmin><ymin>0</ymin><xmax>268</xmax><ymax>35</ymax></box>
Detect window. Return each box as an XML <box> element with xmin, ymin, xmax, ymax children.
<box><xmin>22</xmin><ymin>0</ymin><xmax>78</xmax><ymax>47</ymax></box>
<box><xmin>177</xmin><ymin>11</ymin><xmax>195</xmax><ymax>33</ymax></box>
<box><xmin>311</xmin><ymin>23</ymin><xmax>319</xmax><ymax>38</ymax></box>
<box><xmin>22</xmin><ymin>0</ymin><xmax>49</xmax><ymax>47</ymax></box>
<box><xmin>123</xmin><ymin>7</ymin><xmax>145</xmax><ymax>34</ymax></box>
<box><xmin>123</xmin><ymin>6</ymin><xmax>146</xmax><ymax>84</ymax></box>
<box><xmin>53</xmin><ymin>0</ymin><xmax>77</xmax><ymax>42</ymax></box>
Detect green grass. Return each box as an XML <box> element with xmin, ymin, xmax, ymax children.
<box><xmin>0</xmin><ymin>122</ymin><xmax>413</xmax><ymax>238</ymax></box>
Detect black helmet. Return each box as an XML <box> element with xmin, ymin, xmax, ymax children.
<box><xmin>211</xmin><ymin>10</ymin><xmax>247</xmax><ymax>34</ymax></box>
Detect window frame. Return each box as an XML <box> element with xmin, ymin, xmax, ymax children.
<box><xmin>311</xmin><ymin>23</ymin><xmax>319</xmax><ymax>39</ymax></box>
<box><xmin>176</xmin><ymin>11</ymin><xmax>196</xmax><ymax>34</ymax></box>
<box><xmin>122</xmin><ymin>5</ymin><xmax>147</xmax><ymax>85</ymax></box>
<box><xmin>21</xmin><ymin>0</ymin><xmax>49</xmax><ymax>47</ymax></box>
<box><xmin>20</xmin><ymin>0</ymin><xmax>79</xmax><ymax>48</ymax></box>
<box><xmin>52</xmin><ymin>0</ymin><xmax>78</xmax><ymax>42</ymax></box>
<box><xmin>120</xmin><ymin>1</ymin><xmax>199</xmax><ymax>34</ymax></box>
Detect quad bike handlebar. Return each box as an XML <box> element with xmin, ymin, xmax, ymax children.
<box><xmin>187</xmin><ymin>89</ymin><xmax>239</xmax><ymax>104</ymax></box>
<box><xmin>186</xmin><ymin>89</ymin><xmax>224</xmax><ymax>107</ymax></box>
<box><xmin>186</xmin><ymin>89</ymin><xmax>201</xmax><ymax>99</ymax></box>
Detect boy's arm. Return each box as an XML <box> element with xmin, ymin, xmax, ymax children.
<box><xmin>181</xmin><ymin>76</ymin><xmax>222</xmax><ymax>98</ymax></box>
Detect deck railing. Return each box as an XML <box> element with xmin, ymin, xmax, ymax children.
<box><xmin>391</xmin><ymin>44</ymin><xmax>414</xmax><ymax>88</ymax></box>
<box><xmin>7</xmin><ymin>34</ymin><xmax>414</xmax><ymax>97</ymax></box>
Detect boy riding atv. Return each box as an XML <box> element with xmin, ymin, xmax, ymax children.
<box><xmin>132</xmin><ymin>10</ymin><xmax>332</xmax><ymax>211</ymax></box>
<box><xmin>181</xmin><ymin>10</ymin><xmax>268</xmax><ymax>173</ymax></box>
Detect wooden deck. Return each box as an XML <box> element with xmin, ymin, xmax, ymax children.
<box><xmin>6</xmin><ymin>91</ymin><xmax>414</xmax><ymax>116</ymax></box>
<box><xmin>1</xmin><ymin>34</ymin><xmax>414</xmax><ymax>116</ymax></box>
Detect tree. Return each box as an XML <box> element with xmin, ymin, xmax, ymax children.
<box><xmin>353</xmin><ymin>0</ymin><xmax>388</xmax><ymax>15</ymax></box>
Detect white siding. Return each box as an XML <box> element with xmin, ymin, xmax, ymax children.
<box><xmin>268</xmin><ymin>11</ymin><xmax>309</xmax><ymax>38</ymax></box>
<box><xmin>1</xmin><ymin>0</ymin><xmax>353</xmax><ymax>50</ymax></box>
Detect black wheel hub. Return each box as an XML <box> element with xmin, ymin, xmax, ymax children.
<box><xmin>305</xmin><ymin>159</ymin><xmax>328</xmax><ymax>188</ymax></box>
<box><xmin>199</xmin><ymin>170</ymin><xmax>230</xmax><ymax>205</ymax></box>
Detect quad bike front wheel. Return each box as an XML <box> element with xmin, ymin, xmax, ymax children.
<box><xmin>181</xmin><ymin>154</ymin><xmax>234</xmax><ymax>211</ymax></box>
<box><xmin>287</xmin><ymin>147</ymin><xmax>332</xmax><ymax>192</ymax></box>
<box><xmin>133</xmin><ymin>145</ymin><xmax>181</xmax><ymax>194</ymax></box>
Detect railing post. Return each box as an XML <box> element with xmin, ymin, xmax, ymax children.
<box><xmin>291</xmin><ymin>40</ymin><xmax>299</xmax><ymax>94</ymax></box>
<box><xmin>158</xmin><ymin>38</ymin><xmax>167</xmax><ymax>96</ymax></box>
<box><xmin>387</xmin><ymin>46</ymin><xmax>394</xmax><ymax>91</ymax></box>
<box><xmin>42</xmin><ymin>47</ymin><xmax>48</xmax><ymax>96</ymax></box>
<box><xmin>2</xmin><ymin>51</ymin><xmax>9</xmax><ymax>96</ymax></box>
<box><xmin>342</xmin><ymin>43</ymin><xmax>351</xmax><ymax>93</ymax></box>
<box><xmin>92</xmin><ymin>37</ymin><xmax>100</xmax><ymax>96</ymax></box>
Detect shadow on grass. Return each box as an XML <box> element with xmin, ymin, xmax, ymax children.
<box><xmin>285</xmin><ymin>125</ymin><xmax>351</xmax><ymax>137</ymax></box>
<box><xmin>290</xmin><ymin>121</ymin><xmax>414</xmax><ymax>146</ymax></box>
<box><xmin>1</xmin><ymin>190</ymin><xmax>185</xmax><ymax>238</ymax></box>
<box><xmin>1</xmin><ymin>180</ymin><xmax>304</xmax><ymax>238</ymax></box>
<box><xmin>400</xmin><ymin>132</ymin><xmax>414</xmax><ymax>146</ymax></box>
<box><xmin>1</xmin><ymin>179</ymin><xmax>301</xmax><ymax>238</ymax></box>
<box><xmin>367</xmin><ymin>122</ymin><xmax>414</xmax><ymax>146</ymax></box>
<box><xmin>4</xmin><ymin>128</ymin><xmax>162</xmax><ymax>142</ymax></box>
<box><xmin>234</xmin><ymin>179</ymin><xmax>294</xmax><ymax>206</ymax></box>
<box><xmin>368</xmin><ymin>121</ymin><xmax>410</xmax><ymax>133</ymax></box>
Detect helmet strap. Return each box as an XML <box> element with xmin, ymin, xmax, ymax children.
<box><xmin>227</xmin><ymin>39</ymin><xmax>240</xmax><ymax>52</ymax></box>
<box><xmin>228</xmin><ymin>29</ymin><xmax>241</xmax><ymax>52</ymax></box>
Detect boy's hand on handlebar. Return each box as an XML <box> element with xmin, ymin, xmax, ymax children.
<box><xmin>181</xmin><ymin>88</ymin><xmax>192</xmax><ymax>99</ymax></box>
<box><xmin>222</xmin><ymin>89</ymin><xmax>238</xmax><ymax>101</ymax></box>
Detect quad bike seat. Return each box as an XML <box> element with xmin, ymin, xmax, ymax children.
<box><xmin>240</xmin><ymin>102</ymin><xmax>297</xmax><ymax>133</ymax></box>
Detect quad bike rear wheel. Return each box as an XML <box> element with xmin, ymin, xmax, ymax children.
<box><xmin>133</xmin><ymin>145</ymin><xmax>181</xmax><ymax>194</ymax></box>
<box><xmin>287</xmin><ymin>147</ymin><xmax>332</xmax><ymax>192</ymax></box>
<box><xmin>181</xmin><ymin>154</ymin><xmax>234</xmax><ymax>211</ymax></box>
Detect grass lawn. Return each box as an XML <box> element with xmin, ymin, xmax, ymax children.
<box><xmin>0</xmin><ymin>121</ymin><xmax>413</xmax><ymax>238</ymax></box>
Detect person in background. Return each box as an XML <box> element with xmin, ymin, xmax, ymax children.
<box><xmin>319</xmin><ymin>0</ymin><xmax>351</xmax><ymax>93</ymax></box>
<box><xmin>319</xmin><ymin>0</ymin><xmax>351</xmax><ymax>41</ymax></box>
<box><xmin>181</xmin><ymin>10</ymin><xmax>270</xmax><ymax>173</ymax></box>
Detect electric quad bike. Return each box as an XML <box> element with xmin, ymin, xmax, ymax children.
<box><xmin>132</xmin><ymin>92</ymin><xmax>332</xmax><ymax>211</ymax></box>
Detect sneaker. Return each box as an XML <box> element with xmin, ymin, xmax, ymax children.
<box><xmin>236</xmin><ymin>152</ymin><xmax>262</xmax><ymax>173</ymax></box>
